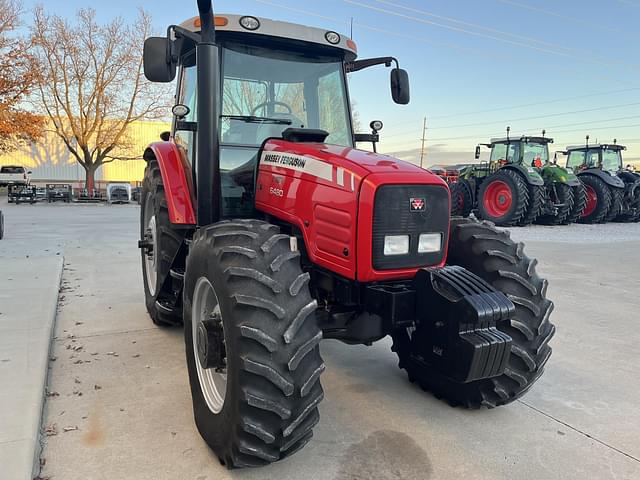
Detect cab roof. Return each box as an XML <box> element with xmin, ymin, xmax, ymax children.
<box><xmin>489</xmin><ymin>136</ymin><xmax>553</xmax><ymax>145</ymax></box>
<box><xmin>178</xmin><ymin>14</ymin><xmax>357</xmax><ymax>61</ymax></box>
<box><xmin>565</xmin><ymin>143</ymin><xmax>626</xmax><ymax>152</ymax></box>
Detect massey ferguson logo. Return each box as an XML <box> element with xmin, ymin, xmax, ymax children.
<box><xmin>410</xmin><ymin>197</ymin><xmax>426</xmax><ymax>211</ymax></box>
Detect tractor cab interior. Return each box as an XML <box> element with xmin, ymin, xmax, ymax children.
<box><xmin>172</xmin><ymin>41</ymin><xmax>354</xmax><ymax>218</ymax></box>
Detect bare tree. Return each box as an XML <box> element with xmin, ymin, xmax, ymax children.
<box><xmin>31</xmin><ymin>7</ymin><xmax>167</xmax><ymax>192</ymax></box>
<box><xmin>0</xmin><ymin>0</ymin><xmax>43</xmax><ymax>154</ymax></box>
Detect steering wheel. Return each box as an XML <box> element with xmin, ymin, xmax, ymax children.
<box><xmin>251</xmin><ymin>101</ymin><xmax>292</xmax><ymax>116</ymax></box>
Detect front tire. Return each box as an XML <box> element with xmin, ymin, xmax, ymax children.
<box><xmin>392</xmin><ymin>218</ymin><xmax>555</xmax><ymax>408</ymax></box>
<box><xmin>183</xmin><ymin>220</ymin><xmax>325</xmax><ymax>468</ymax></box>
<box><xmin>605</xmin><ymin>187</ymin><xmax>624</xmax><ymax>222</ymax></box>
<box><xmin>536</xmin><ymin>183</ymin><xmax>574</xmax><ymax>225</ymax></box>
<box><xmin>140</xmin><ymin>160</ymin><xmax>186</xmax><ymax>326</ymax></box>
<box><xmin>564</xmin><ymin>183</ymin><xmax>587</xmax><ymax>224</ymax></box>
<box><xmin>518</xmin><ymin>183</ymin><xmax>544</xmax><ymax>226</ymax></box>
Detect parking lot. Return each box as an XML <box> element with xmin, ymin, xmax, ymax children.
<box><xmin>1</xmin><ymin>200</ymin><xmax>639</xmax><ymax>480</ymax></box>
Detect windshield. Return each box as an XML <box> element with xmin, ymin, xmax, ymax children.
<box><xmin>602</xmin><ymin>149</ymin><xmax>621</xmax><ymax>172</ymax></box>
<box><xmin>490</xmin><ymin>141</ymin><xmax>549</xmax><ymax>166</ymax></box>
<box><xmin>523</xmin><ymin>142</ymin><xmax>549</xmax><ymax>166</ymax></box>
<box><xmin>220</xmin><ymin>47</ymin><xmax>352</xmax><ymax>147</ymax></box>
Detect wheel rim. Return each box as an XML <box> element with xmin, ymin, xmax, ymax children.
<box><xmin>192</xmin><ymin>277</ymin><xmax>227</xmax><ymax>414</ymax></box>
<box><xmin>582</xmin><ymin>185</ymin><xmax>597</xmax><ymax>217</ymax></box>
<box><xmin>483</xmin><ymin>180</ymin><xmax>513</xmax><ymax>218</ymax></box>
<box><xmin>142</xmin><ymin>194</ymin><xmax>158</xmax><ymax>296</ymax></box>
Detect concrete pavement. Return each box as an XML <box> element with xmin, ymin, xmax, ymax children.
<box><xmin>0</xmin><ymin>252</ymin><xmax>63</xmax><ymax>480</ymax></box>
<box><xmin>1</xmin><ymin>200</ymin><xmax>639</xmax><ymax>480</ymax></box>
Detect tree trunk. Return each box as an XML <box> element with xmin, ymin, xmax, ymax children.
<box><xmin>85</xmin><ymin>165</ymin><xmax>97</xmax><ymax>197</ymax></box>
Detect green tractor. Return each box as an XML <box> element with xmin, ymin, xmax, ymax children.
<box><xmin>562</xmin><ymin>138</ymin><xmax>640</xmax><ymax>223</ymax></box>
<box><xmin>450</xmin><ymin>128</ymin><xmax>583</xmax><ymax>226</ymax></box>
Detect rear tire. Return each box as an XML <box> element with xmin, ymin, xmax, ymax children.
<box><xmin>605</xmin><ymin>187</ymin><xmax>624</xmax><ymax>222</ymax></box>
<box><xmin>183</xmin><ymin>220</ymin><xmax>325</xmax><ymax>468</ymax></box>
<box><xmin>518</xmin><ymin>184</ymin><xmax>544</xmax><ymax>226</ymax></box>
<box><xmin>578</xmin><ymin>175</ymin><xmax>611</xmax><ymax>224</ymax></box>
<box><xmin>392</xmin><ymin>218</ymin><xmax>555</xmax><ymax>408</ymax></box>
<box><xmin>564</xmin><ymin>183</ymin><xmax>587</xmax><ymax>224</ymax></box>
<box><xmin>536</xmin><ymin>183</ymin><xmax>574</xmax><ymax>225</ymax></box>
<box><xmin>140</xmin><ymin>160</ymin><xmax>186</xmax><ymax>326</ymax></box>
<box><xmin>450</xmin><ymin>180</ymin><xmax>473</xmax><ymax>217</ymax></box>
<box><xmin>477</xmin><ymin>170</ymin><xmax>529</xmax><ymax>226</ymax></box>
<box><xmin>616</xmin><ymin>180</ymin><xmax>640</xmax><ymax>222</ymax></box>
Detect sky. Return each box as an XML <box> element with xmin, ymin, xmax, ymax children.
<box><xmin>19</xmin><ymin>0</ymin><xmax>640</xmax><ymax>166</ymax></box>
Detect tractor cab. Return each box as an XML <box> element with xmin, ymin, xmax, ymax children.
<box><xmin>564</xmin><ymin>140</ymin><xmax>625</xmax><ymax>174</ymax></box>
<box><xmin>145</xmin><ymin>14</ymin><xmax>409</xmax><ymax>219</ymax></box>
<box><xmin>477</xmin><ymin>129</ymin><xmax>553</xmax><ymax>170</ymax></box>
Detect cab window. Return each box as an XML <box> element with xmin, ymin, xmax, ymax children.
<box><xmin>567</xmin><ymin>151</ymin><xmax>585</xmax><ymax>169</ymax></box>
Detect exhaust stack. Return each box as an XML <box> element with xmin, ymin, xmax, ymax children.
<box><xmin>196</xmin><ymin>0</ymin><xmax>221</xmax><ymax>225</ymax></box>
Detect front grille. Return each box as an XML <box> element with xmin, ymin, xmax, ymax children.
<box><xmin>372</xmin><ymin>184</ymin><xmax>449</xmax><ymax>270</ymax></box>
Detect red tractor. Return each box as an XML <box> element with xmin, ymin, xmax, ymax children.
<box><xmin>140</xmin><ymin>1</ymin><xmax>555</xmax><ymax>468</ymax></box>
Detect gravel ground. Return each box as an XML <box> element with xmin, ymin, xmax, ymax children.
<box><xmin>507</xmin><ymin>221</ymin><xmax>640</xmax><ymax>244</ymax></box>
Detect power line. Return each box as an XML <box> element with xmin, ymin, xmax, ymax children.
<box><xmin>254</xmin><ymin>0</ymin><xmax>501</xmax><ymax>58</ymax></box>
<box><xmin>383</xmin><ymin>87</ymin><xmax>640</xmax><ymax>133</ymax></box>
<box><xmin>384</xmin><ymin>113</ymin><xmax>640</xmax><ymax>142</ymax></box>
<box><xmin>427</xmin><ymin>101</ymin><xmax>640</xmax><ymax>130</ymax></box>
<box><xmin>255</xmin><ymin>0</ymin><xmax>638</xmax><ymax>89</ymax></box>
<box><xmin>384</xmin><ymin>109</ymin><xmax>640</xmax><ymax>140</ymax></box>
<box><xmin>372</xmin><ymin>0</ymin><xmax>577</xmax><ymax>54</ymax></box>
<box><xmin>429</xmin><ymin>87</ymin><xmax>640</xmax><ymax>120</ymax></box>
<box><xmin>426</xmin><ymin>122</ymin><xmax>640</xmax><ymax>143</ymax></box>
<box><xmin>494</xmin><ymin>0</ymin><xmax>624</xmax><ymax>35</ymax></box>
<box><xmin>344</xmin><ymin>0</ymin><xmax>640</xmax><ymax>70</ymax></box>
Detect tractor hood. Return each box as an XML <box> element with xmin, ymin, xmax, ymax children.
<box><xmin>260</xmin><ymin>139</ymin><xmax>445</xmax><ymax>188</ymax></box>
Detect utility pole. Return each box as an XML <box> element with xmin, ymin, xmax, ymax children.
<box><xmin>419</xmin><ymin>116</ymin><xmax>427</xmax><ymax>168</ymax></box>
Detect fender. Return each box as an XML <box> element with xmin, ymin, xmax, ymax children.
<box><xmin>144</xmin><ymin>142</ymin><xmax>197</xmax><ymax>225</ymax></box>
<box><xmin>578</xmin><ymin>168</ymin><xmax>625</xmax><ymax>189</ymax></box>
<box><xmin>539</xmin><ymin>164</ymin><xmax>581</xmax><ymax>187</ymax></box>
<box><xmin>618</xmin><ymin>170</ymin><xmax>640</xmax><ymax>185</ymax></box>
<box><xmin>501</xmin><ymin>164</ymin><xmax>544</xmax><ymax>186</ymax></box>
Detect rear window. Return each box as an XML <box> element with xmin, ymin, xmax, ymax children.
<box><xmin>1</xmin><ymin>166</ymin><xmax>25</xmax><ymax>174</ymax></box>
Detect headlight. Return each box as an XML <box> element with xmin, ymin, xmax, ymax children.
<box><xmin>418</xmin><ymin>233</ymin><xmax>442</xmax><ymax>253</ymax></box>
<box><xmin>384</xmin><ymin>235</ymin><xmax>409</xmax><ymax>256</ymax></box>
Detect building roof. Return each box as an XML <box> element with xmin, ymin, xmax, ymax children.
<box><xmin>178</xmin><ymin>14</ymin><xmax>357</xmax><ymax>60</ymax></box>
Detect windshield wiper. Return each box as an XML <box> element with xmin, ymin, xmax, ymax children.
<box><xmin>221</xmin><ymin>115</ymin><xmax>291</xmax><ymax>125</ymax></box>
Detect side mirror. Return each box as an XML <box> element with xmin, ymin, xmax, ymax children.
<box><xmin>143</xmin><ymin>37</ymin><xmax>177</xmax><ymax>83</ymax></box>
<box><xmin>27</xmin><ymin>171</ymin><xmax>33</xmax><ymax>174</ymax></box>
<box><xmin>474</xmin><ymin>146</ymin><xmax>481</xmax><ymax>160</ymax></box>
<box><xmin>160</xmin><ymin>131</ymin><xmax>171</xmax><ymax>141</ymax></box>
<box><xmin>390</xmin><ymin>68</ymin><xmax>410</xmax><ymax>105</ymax></box>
